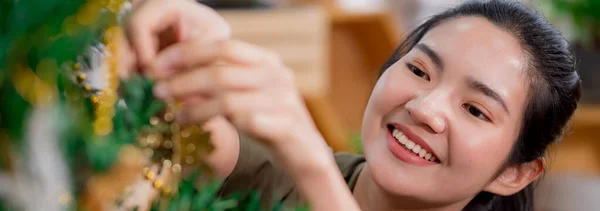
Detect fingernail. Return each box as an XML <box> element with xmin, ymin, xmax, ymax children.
<box><xmin>153</xmin><ymin>82</ymin><xmax>170</xmax><ymax>100</ymax></box>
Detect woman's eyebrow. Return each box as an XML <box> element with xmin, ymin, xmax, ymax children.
<box><xmin>467</xmin><ymin>77</ymin><xmax>510</xmax><ymax>115</ymax></box>
<box><xmin>416</xmin><ymin>43</ymin><xmax>444</xmax><ymax>71</ymax></box>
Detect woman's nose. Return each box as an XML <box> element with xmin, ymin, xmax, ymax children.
<box><xmin>405</xmin><ymin>92</ymin><xmax>447</xmax><ymax>134</ymax></box>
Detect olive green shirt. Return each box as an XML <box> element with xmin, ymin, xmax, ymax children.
<box><xmin>217</xmin><ymin>134</ymin><xmax>365</xmax><ymax>209</ymax></box>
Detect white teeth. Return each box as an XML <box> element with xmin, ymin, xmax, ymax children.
<box><xmin>405</xmin><ymin>140</ymin><xmax>415</xmax><ymax>149</ymax></box>
<box><xmin>418</xmin><ymin>150</ymin><xmax>427</xmax><ymax>158</ymax></box>
<box><xmin>412</xmin><ymin>144</ymin><xmax>421</xmax><ymax>153</ymax></box>
<box><xmin>396</xmin><ymin>136</ymin><xmax>407</xmax><ymax>145</ymax></box>
<box><xmin>392</xmin><ymin>128</ymin><xmax>438</xmax><ymax>163</ymax></box>
<box><xmin>398</xmin><ymin>135</ymin><xmax>408</xmax><ymax>144</ymax></box>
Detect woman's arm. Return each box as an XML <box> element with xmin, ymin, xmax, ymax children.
<box><xmin>148</xmin><ymin>38</ymin><xmax>360</xmax><ymax>211</ymax></box>
<box><xmin>125</xmin><ymin>1</ymin><xmax>360</xmax><ymax>210</ymax></box>
<box><xmin>201</xmin><ymin>116</ymin><xmax>240</xmax><ymax>179</ymax></box>
<box><xmin>275</xmin><ymin>132</ymin><xmax>361</xmax><ymax>211</ymax></box>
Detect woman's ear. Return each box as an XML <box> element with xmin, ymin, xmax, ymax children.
<box><xmin>483</xmin><ymin>158</ymin><xmax>544</xmax><ymax>196</ymax></box>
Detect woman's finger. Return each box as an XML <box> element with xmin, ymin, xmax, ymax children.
<box><xmin>151</xmin><ymin>40</ymin><xmax>282</xmax><ymax>78</ymax></box>
<box><xmin>175</xmin><ymin>91</ymin><xmax>275</xmax><ymax>126</ymax></box>
<box><xmin>127</xmin><ymin>0</ymin><xmax>231</xmax><ymax>69</ymax></box>
<box><xmin>152</xmin><ymin>65</ymin><xmax>269</xmax><ymax>101</ymax></box>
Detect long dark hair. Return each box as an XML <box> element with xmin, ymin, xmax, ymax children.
<box><xmin>380</xmin><ymin>0</ymin><xmax>582</xmax><ymax>210</ymax></box>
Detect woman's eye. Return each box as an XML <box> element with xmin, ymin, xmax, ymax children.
<box><xmin>407</xmin><ymin>64</ymin><xmax>430</xmax><ymax>81</ymax></box>
<box><xmin>464</xmin><ymin>104</ymin><xmax>490</xmax><ymax>122</ymax></box>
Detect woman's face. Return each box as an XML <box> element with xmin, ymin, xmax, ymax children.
<box><xmin>361</xmin><ymin>17</ymin><xmax>529</xmax><ymax>206</ymax></box>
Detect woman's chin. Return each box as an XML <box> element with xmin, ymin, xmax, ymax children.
<box><xmin>362</xmin><ymin>133</ymin><xmax>445</xmax><ymax>200</ymax></box>
<box><xmin>364</xmin><ymin>148</ymin><xmax>429</xmax><ymax>196</ymax></box>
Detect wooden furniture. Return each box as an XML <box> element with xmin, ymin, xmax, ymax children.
<box><xmin>547</xmin><ymin>106</ymin><xmax>600</xmax><ymax>176</ymax></box>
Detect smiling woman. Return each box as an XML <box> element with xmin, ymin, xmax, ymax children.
<box><xmin>358</xmin><ymin>1</ymin><xmax>581</xmax><ymax>210</ymax></box>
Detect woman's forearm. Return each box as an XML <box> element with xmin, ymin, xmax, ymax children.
<box><xmin>293</xmin><ymin>158</ymin><xmax>361</xmax><ymax>211</ymax></box>
<box><xmin>274</xmin><ymin>132</ymin><xmax>361</xmax><ymax>211</ymax></box>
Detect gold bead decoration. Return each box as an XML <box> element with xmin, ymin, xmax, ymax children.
<box><xmin>146</xmin><ymin>133</ymin><xmax>157</xmax><ymax>145</ymax></box>
<box><xmin>149</xmin><ymin>116</ymin><xmax>160</xmax><ymax>126</ymax></box>
<box><xmin>164</xmin><ymin>112</ymin><xmax>175</xmax><ymax>122</ymax></box>
<box><xmin>163</xmin><ymin>140</ymin><xmax>173</xmax><ymax>149</ymax></box>
<box><xmin>163</xmin><ymin>160</ymin><xmax>172</xmax><ymax>168</ymax></box>
<box><xmin>145</xmin><ymin>171</ymin><xmax>155</xmax><ymax>180</ymax></box>
<box><xmin>73</xmin><ymin>63</ymin><xmax>80</xmax><ymax>70</ymax></box>
<box><xmin>185</xmin><ymin>156</ymin><xmax>194</xmax><ymax>164</ymax></box>
<box><xmin>90</xmin><ymin>95</ymin><xmax>99</xmax><ymax>104</ymax></box>
<box><xmin>83</xmin><ymin>84</ymin><xmax>92</xmax><ymax>92</ymax></box>
<box><xmin>172</xmin><ymin>164</ymin><xmax>182</xmax><ymax>174</ymax></box>
<box><xmin>186</xmin><ymin>143</ymin><xmax>196</xmax><ymax>153</ymax></box>
<box><xmin>181</xmin><ymin>129</ymin><xmax>191</xmax><ymax>138</ymax></box>
<box><xmin>152</xmin><ymin>180</ymin><xmax>162</xmax><ymax>189</ymax></box>
<box><xmin>76</xmin><ymin>73</ymin><xmax>86</xmax><ymax>84</ymax></box>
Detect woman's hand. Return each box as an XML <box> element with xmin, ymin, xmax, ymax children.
<box><xmin>150</xmin><ymin>37</ymin><xmax>359</xmax><ymax>211</ymax></box>
<box><xmin>150</xmin><ymin>39</ymin><xmax>329</xmax><ymax>167</ymax></box>
<box><xmin>123</xmin><ymin>0</ymin><xmax>231</xmax><ymax>77</ymax></box>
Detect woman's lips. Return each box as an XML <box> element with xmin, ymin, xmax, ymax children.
<box><xmin>386</xmin><ymin>126</ymin><xmax>439</xmax><ymax>166</ymax></box>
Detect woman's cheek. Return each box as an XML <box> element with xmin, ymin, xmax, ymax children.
<box><xmin>450</xmin><ymin>128</ymin><xmax>512</xmax><ymax>173</ymax></box>
<box><xmin>372</xmin><ymin>68</ymin><xmax>420</xmax><ymax>112</ymax></box>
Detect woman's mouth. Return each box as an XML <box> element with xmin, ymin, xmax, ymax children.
<box><xmin>386</xmin><ymin>125</ymin><xmax>440</xmax><ymax>165</ymax></box>
<box><xmin>392</xmin><ymin>128</ymin><xmax>437</xmax><ymax>162</ymax></box>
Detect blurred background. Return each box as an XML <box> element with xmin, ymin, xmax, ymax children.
<box><xmin>203</xmin><ymin>0</ymin><xmax>600</xmax><ymax>210</ymax></box>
